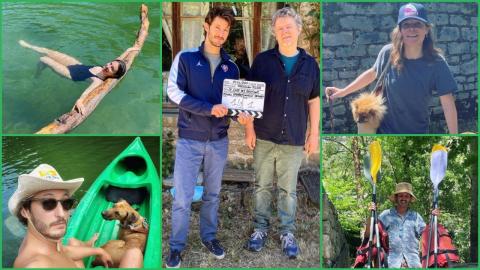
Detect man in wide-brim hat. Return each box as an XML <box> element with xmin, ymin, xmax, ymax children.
<box><xmin>9</xmin><ymin>164</ymin><xmax>142</xmax><ymax>268</ymax></box>
<box><xmin>367</xmin><ymin>182</ymin><xmax>440</xmax><ymax>268</ymax></box>
<box><xmin>388</xmin><ymin>182</ymin><xmax>417</xmax><ymax>203</ymax></box>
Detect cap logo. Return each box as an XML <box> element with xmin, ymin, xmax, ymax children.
<box><xmin>221</xmin><ymin>64</ymin><xmax>228</xmax><ymax>72</ymax></box>
<box><xmin>404</xmin><ymin>4</ymin><xmax>418</xmax><ymax>16</ymax></box>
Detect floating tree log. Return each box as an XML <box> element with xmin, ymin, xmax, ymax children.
<box><xmin>36</xmin><ymin>4</ymin><xmax>149</xmax><ymax>134</ymax></box>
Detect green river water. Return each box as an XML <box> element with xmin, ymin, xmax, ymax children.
<box><xmin>2</xmin><ymin>136</ymin><xmax>160</xmax><ymax>267</ymax></box>
<box><xmin>2</xmin><ymin>2</ymin><xmax>161</xmax><ymax>134</ymax></box>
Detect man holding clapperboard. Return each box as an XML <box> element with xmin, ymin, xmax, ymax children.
<box><xmin>165</xmin><ymin>7</ymin><xmax>239</xmax><ymax>268</ymax></box>
<box><xmin>236</xmin><ymin>7</ymin><xmax>320</xmax><ymax>259</ymax></box>
<box><xmin>166</xmin><ymin>5</ymin><xmax>319</xmax><ymax>266</ymax></box>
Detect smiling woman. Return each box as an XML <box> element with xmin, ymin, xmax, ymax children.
<box><xmin>325</xmin><ymin>3</ymin><xmax>459</xmax><ymax>134</ymax></box>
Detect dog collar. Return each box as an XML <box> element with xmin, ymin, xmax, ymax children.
<box><xmin>127</xmin><ymin>218</ymin><xmax>149</xmax><ymax>234</ymax></box>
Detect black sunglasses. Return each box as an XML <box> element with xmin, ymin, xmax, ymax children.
<box><xmin>30</xmin><ymin>198</ymin><xmax>76</xmax><ymax>211</ymax></box>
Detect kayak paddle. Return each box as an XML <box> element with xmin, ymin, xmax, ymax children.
<box><xmin>426</xmin><ymin>144</ymin><xmax>448</xmax><ymax>268</ymax></box>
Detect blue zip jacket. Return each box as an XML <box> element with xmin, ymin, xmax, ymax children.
<box><xmin>167</xmin><ymin>42</ymin><xmax>239</xmax><ymax>141</ymax></box>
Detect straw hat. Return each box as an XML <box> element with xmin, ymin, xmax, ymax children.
<box><xmin>8</xmin><ymin>164</ymin><xmax>84</xmax><ymax>216</ymax></box>
<box><xmin>388</xmin><ymin>182</ymin><xmax>417</xmax><ymax>202</ymax></box>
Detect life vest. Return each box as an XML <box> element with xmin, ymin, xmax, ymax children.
<box><xmin>421</xmin><ymin>223</ymin><xmax>460</xmax><ymax>268</ymax></box>
<box><xmin>353</xmin><ymin>221</ymin><xmax>389</xmax><ymax>268</ymax></box>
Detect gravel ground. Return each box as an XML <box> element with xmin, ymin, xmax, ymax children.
<box><xmin>162</xmin><ymin>182</ymin><xmax>320</xmax><ymax>268</ymax></box>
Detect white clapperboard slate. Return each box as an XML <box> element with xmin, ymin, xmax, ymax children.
<box><xmin>222</xmin><ymin>79</ymin><xmax>266</xmax><ymax>118</ymax></box>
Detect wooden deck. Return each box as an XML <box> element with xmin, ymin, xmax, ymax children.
<box><xmin>162</xmin><ymin>168</ymin><xmax>254</xmax><ymax>187</ymax></box>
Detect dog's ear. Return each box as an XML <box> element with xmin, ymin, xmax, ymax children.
<box><xmin>351</xmin><ymin>104</ymin><xmax>359</xmax><ymax>121</ymax></box>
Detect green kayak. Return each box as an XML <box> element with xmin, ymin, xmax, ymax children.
<box><xmin>64</xmin><ymin>137</ymin><xmax>160</xmax><ymax>268</ymax></box>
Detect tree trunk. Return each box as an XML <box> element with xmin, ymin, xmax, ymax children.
<box><xmin>469</xmin><ymin>139</ymin><xmax>478</xmax><ymax>262</ymax></box>
<box><xmin>36</xmin><ymin>4</ymin><xmax>150</xmax><ymax>134</ymax></box>
<box><xmin>292</xmin><ymin>2</ymin><xmax>319</xmax><ymax>61</ymax></box>
<box><xmin>352</xmin><ymin>137</ymin><xmax>362</xmax><ymax>202</ymax></box>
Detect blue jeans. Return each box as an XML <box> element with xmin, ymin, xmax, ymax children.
<box><xmin>169</xmin><ymin>137</ymin><xmax>228</xmax><ymax>251</ymax></box>
<box><xmin>253</xmin><ymin>139</ymin><xmax>304</xmax><ymax>234</ymax></box>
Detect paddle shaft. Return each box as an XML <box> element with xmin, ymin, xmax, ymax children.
<box><xmin>426</xmin><ymin>210</ymin><xmax>434</xmax><ymax>267</ymax></box>
<box><xmin>426</xmin><ymin>189</ymin><xmax>439</xmax><ymax>268</ymax></box>
<box><xmin>433</xmin><ymin>189</ymin><xmax>439</xmax><ymax>268</ymax></box>
<box><xmin>373</xmin><ymin>185</ymin><xmax>382</xmax><ymax>268</ymax></box>
<box><xmin>368</xmin><ymin>212</ymin><xmax>374</xmax><ymax>268</ymax></box>
<box><xmin>367</xmin><ymin>185</ymin><xmax>382</xmax><ymax>268</ymax></box>
<box><xmin>375</xmin><ymin>213</ymin><xmax>381</xmax><ymax>269</ymax></box>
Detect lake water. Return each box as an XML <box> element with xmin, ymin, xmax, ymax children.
<box><xmin>2</xmin><ymin>136</ymin><xmax>160</xmax><ymax>267</ymax></box>
<box><xmin>2</xmin><ymin>2</ymin><xmax>161</xmax><ymax>134</ymax></box>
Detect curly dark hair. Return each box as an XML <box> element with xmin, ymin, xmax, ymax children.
<box><xmin>16</xmin><ymin>200</ymin><xmax>32</xmax><ymax>226</ymax></box>
<box><xmin>112</xmin><ymin>59</ymin><xmax>127</xmax><ymax>79</ymax></box>
<box><xmin>203</xmin><ymin>6</ymin><xmax>235</xmax><ymax>37</ymax></box>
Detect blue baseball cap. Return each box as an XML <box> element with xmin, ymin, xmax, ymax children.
<box><xmin>398</xmin><ymin>3</ymin><xmax>429</xmax><ymax>25</ymax></box>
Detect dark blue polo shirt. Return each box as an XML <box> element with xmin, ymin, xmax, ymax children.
<box><xmin>374</xmin><ymin>44</ymin><xmax>457</xmax><ymax>134</ymax></box>
<box><xmin>247</xmin><ymin>46</ymin><xmax>320</xmax><ymax>146</ymax></box>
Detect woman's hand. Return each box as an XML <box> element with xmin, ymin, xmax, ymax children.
<box><xmin>325</xmin><ymin>87</ymin><xmax>346</xmax><ymax>101</ymax></box>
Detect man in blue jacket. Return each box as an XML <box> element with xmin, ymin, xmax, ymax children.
<box><xmin>240</xmin><ymin>7</ymin><xmax>320</xmax><ymax>259</ymax></box>
<box><xmin>165</xmin><ymin>7</ymin><xmax>239</xmax><ymax>268</ymax></box>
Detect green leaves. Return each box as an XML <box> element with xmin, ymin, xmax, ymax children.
<box><xmin>322</xmin><ymin>136</ymin><xmax>475</xmax><ymax>263</ymax></box>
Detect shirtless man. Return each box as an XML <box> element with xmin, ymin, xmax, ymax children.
<box><xmin>8</xmin><ymin>164</ymin><xmax>143</xmax><ymax>268</ymax></box>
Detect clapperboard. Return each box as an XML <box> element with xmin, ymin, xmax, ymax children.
<box><xmin>222</xmin><ymin>79</ymin><xmax>266</xmax><ymax>118</ymax></box>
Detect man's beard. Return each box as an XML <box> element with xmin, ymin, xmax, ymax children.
<box><xmin>396</xmin><ymin>199</ymin><xmax>410</xmax><ymax>207</ymax></box>
<box><xmin>208</xmin><ymin>35</ymin><xmax>224</xmax><ymax>48</ymax></box>
<box><xmin>31</xmin><ymin>216</ymin><xmax>66</xmax><ymax>240</ymax></box>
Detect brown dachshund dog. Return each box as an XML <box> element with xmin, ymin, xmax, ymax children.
<box><xmin>92</xmin><ymin>199</ymin><xmax>148</xmax><ymax>267</ymax></box>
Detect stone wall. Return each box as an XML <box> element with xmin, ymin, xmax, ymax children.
<box><xmin>322</xmin><ymin>2</ymin><xmax>478</xmax><ymax>133</ymax></box>
<box><xmin>323</xmin><ymin>190</ymin><xmax>350</xmax><ymax>267</ymax></box>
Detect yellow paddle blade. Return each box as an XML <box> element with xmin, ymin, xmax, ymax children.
<box><xmin>369</xmin><ymin>141</ymin><xmax>382</xmax><ymax>183</ymax></box>
<box><xmin>432</xmin><ymin>144</ymin><xmax>447</xmax><ymax>153</ymax></box>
